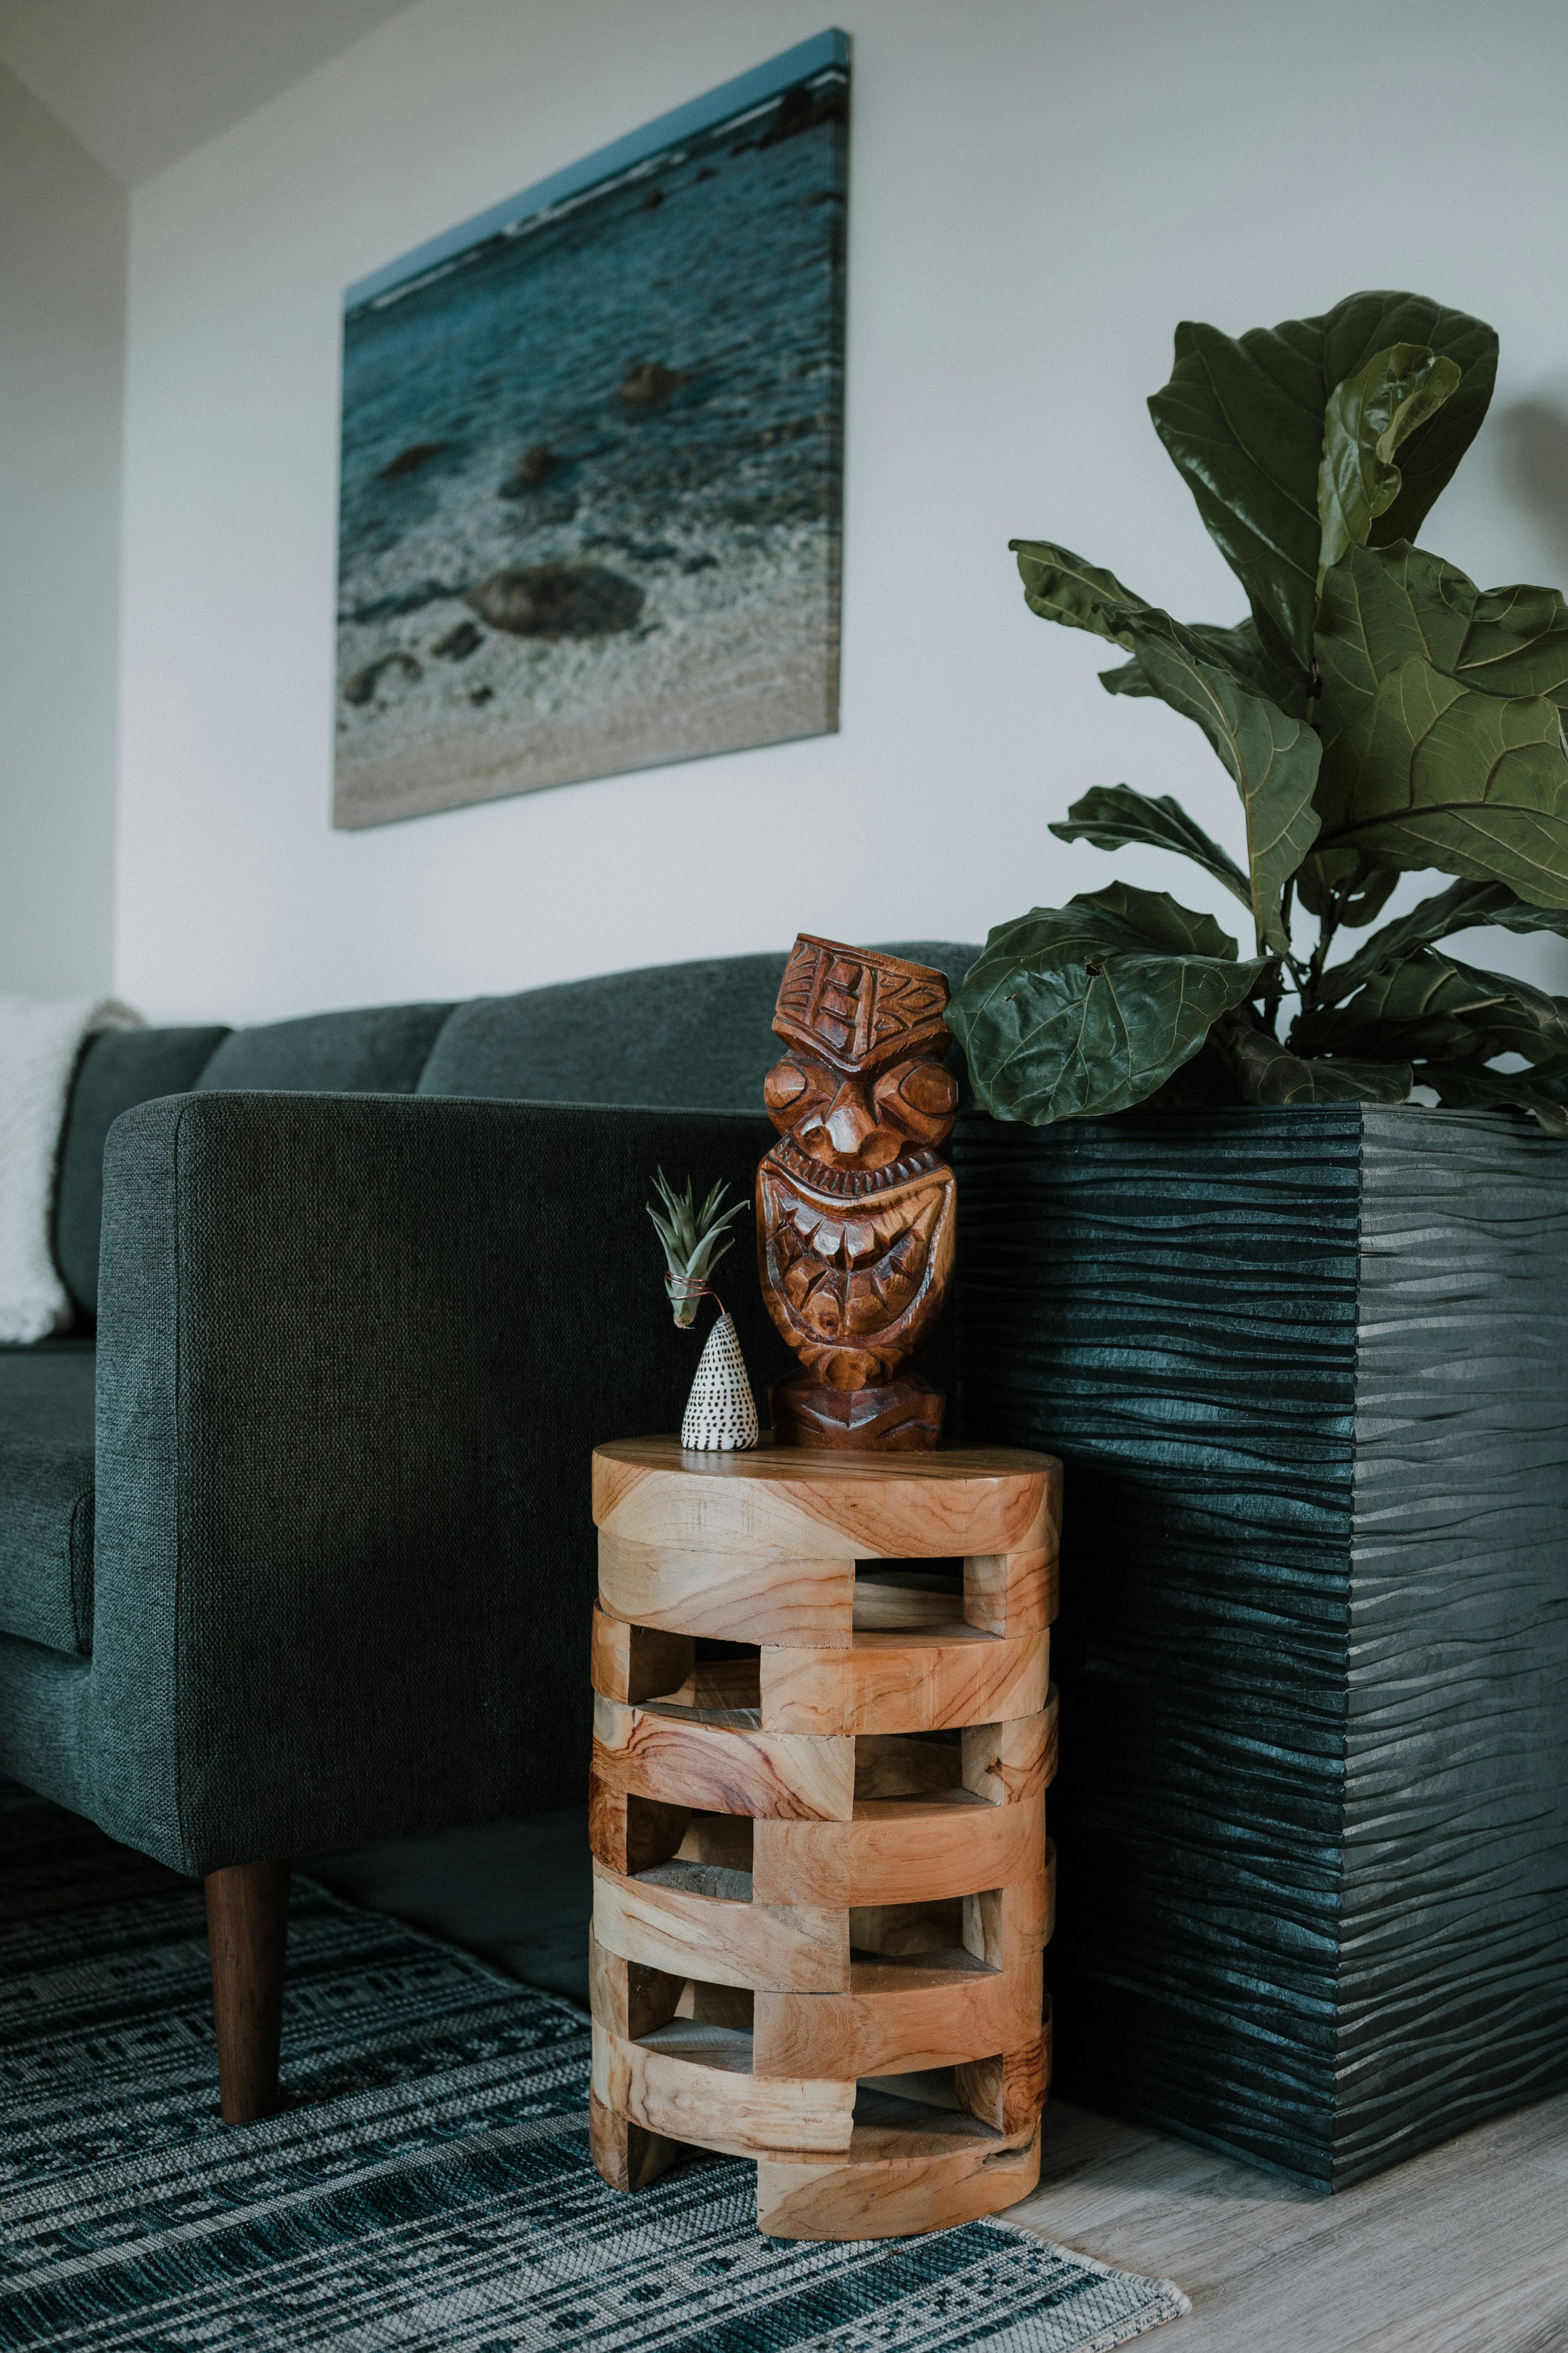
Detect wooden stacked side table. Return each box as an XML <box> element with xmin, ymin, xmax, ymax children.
<box><xmin>587</xmin><ymin>1435</ymin><xmax>1061</xmax><ymax>2240</ymax></box>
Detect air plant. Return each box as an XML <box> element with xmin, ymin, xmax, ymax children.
<box><xmin>646</xmin><ymin>1169</ymin><xmax>748</xmax><ymax>1328</ymax></box>
<box><xmin>646</xmin><ymin>1169</ymin><xmax>759</xmax><ymax>1452</ymax></box>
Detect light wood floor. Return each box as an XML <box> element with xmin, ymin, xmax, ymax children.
<box><xmin>309</xmin><ymin>1810</ymin><xmax>1568</xmax><ymax>2349</ymax></box>
<box><xmin>1008</xmin><ymin>2091</ymin><xmax>1568</xmax><ymax>2352</ymax></box>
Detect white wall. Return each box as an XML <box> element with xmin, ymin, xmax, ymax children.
<box><xmin>0</xmin><ymin>56</ymin><xmax>124</xmax><ymax>998</ymax></box>
<box><xmin>114</xmin><ymin>0</ymin><xmax>1568</xmax><ymax>1024</ymax></box>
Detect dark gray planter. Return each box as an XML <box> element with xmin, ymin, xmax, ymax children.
<box><xmin>950</xmin><ymin>1102</ymin><xmax>1568</xmax><ymax>2191</ymax></box>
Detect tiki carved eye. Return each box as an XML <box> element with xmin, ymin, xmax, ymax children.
<box><xmin>873</xmin><ymin>1057</ymin><xmax>958</xmax><ymax>1144</ymax></box>
<box><xmin>897</xmin><ymin>1063</ymin><xmax>958</xmax><ymax>1117</ymax></box>
<box><xmin>765</xmin><ymin>1055</ymin><xmax>833</xmax><ymax>1132</ymax></box>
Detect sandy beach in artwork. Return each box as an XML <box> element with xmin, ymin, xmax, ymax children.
<box><xmin>333</xmin><ymin>59</ymin><xmax>846</xmax><ymax>829</ymax></box>
<box><xmin>333</xmin><ymin>521</ymin><xmax>837</xmax><ymax>829</ymax></box>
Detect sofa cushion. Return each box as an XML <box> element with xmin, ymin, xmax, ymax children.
<box><xmin>0</xmin><ymin>1339</ymin><xmax>96</xmax><ymax>1656</ymax></box>
<box><xmin>55</xmin><ymin>1027</ymin><xmax>231</xmax><ymax>1317</ymax></box>
<box><xmin>416</xmin><ymin>944</ymin><xmax>979</xmax><ymax>1113</ymax></box>
<box><xmin>195</xmin><ymin>1003</ymin><xmax>455</xmax><ymax>1096</ymax></box>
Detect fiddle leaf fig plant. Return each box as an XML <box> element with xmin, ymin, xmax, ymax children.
<box><xmin>953</xmin><ymin>288</ymin><xmax>1568</xmax><ymax>1136</ymax></box>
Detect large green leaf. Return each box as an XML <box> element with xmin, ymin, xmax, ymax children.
<box><xmin>1213</xmin><ymin>1016</ymin><xmax>1411</xmax><ymax>1104</ymax></box>
<box><xmin>1007</xmin><ymin>550</ymin><xmax>1323</xmax><ymax>918</ymax></box>
<box><xmin>1047</xmin><ymin>785</ymin><xmax>1252</xmax><ymax>908</ymax></box>
<box><xmin>1292</xmin><ymin>848</ymin><xmax>1400</xmax><ymax>929</ymax></box>
<box><xmin>1148</xmin><ymin>292</ymin><xmax>1497</xmax><ymax>671</ymax></box>
<box><xmin>1316</xmin><ymin>344</ymin><xmax>1459</xmax><ymax>586</ymax></box>
<box><xmin>1144</xmin><ymin>1039</ymin><xmax>1239</xmax><ymax>1109</ymax></box>
<box><xmin>1294</xmin><ymin>946</ymin><xmax>1568</xmax><ymax>1062</ymax></box>
<box><xmin>1453</xmin><ymin>581</ymin><xmax>1568</xmax><ymax>706</ymax></box>
<box><xmin>1316</xmin><ymin>539</ymin><xmax>1568</xmax><ymax>720</ymax></box>
<box><xmin>1313</xmin><ymin>653</ymin><xmax>1568</xmax><ymax>905</ymax></box>
<box><xmin>949</xmin><ymin>902</ymin><xmax>1269</xmax><ymax>1124</ymax></box>
<box><xmin>1415</xmin><ymin>1056</ymin><xmax>1568</xmax><ymax>1138</ymax></box>
<box><xmin>1073</xmin><ymin>881</ymin><xmax>1239</xmax><ymax>958</ymax></box>
<box><xmin>1011</xmin><ymin>541</ymin><xmax>1148</xmax><ymax>640</ymax></box>
<box><xmin>1008</xmin><ymin>544</ymin><xmax>1313</xmax><ymax>724</ymax></box>
<box><xmin>1118</xmin><ymin>615</ymin><xmax>1321</xmax><ymax>953</ymax></box>
<box><xmin>1317</xmin><ymin>877</ymin><xmax>1568</xmax><ymax>1002</ymax></box>
<box><xmin>1008</xmin><ymin>535</ymin><xmax>1324</xmax><ymax>721</ymax></box>
<box><xmin>1099</xmin><ymin>613</ymin><xmax>1313</xmax><ymax>719</ymax></box>
<box><xmin>1097</xmin><ymin>657</ymin><xmax>1159</xmax><ymax>700</ymax></box>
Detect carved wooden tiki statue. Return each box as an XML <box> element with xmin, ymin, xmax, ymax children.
<box><xmin>759</xmin><ymin>935</ymin><xmax>958</xmax><ymax>1449</ymax></box>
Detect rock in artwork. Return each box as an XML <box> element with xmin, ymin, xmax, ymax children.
<box><xmin>333</xmin><ymin>33</ymin><xmax>848</xmax><ymax>829</ymax></box>
<box><xmin>759</xmin><ymin>936</ymin><xmax>958</xmax><ymax>1450</ymax></box>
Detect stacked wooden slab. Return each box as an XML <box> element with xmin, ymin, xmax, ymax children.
<box><xmin>587</xmin><ymin>1435</ymin><xmax>1061</xmax><ymax>2240</ymax></box>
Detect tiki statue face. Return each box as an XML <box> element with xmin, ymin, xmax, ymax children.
<box><xmin>759</xmin><ymin>937</ymin><xmax>958</xmax><ymax>1444</ymax></box>
<box><xmin>764</xmin><ymin>1049</ymin><xmax>958</xmax><ymax>1172</ymax></box>
<box><xmin>763</xmin><ymin>937</ymin><xmax>958</xmax><ymax>1176</ymax></box>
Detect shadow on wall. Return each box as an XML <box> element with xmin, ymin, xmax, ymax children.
<box><xmin>1498</xmin><ymin>399</ymin><xmax>1568</xmax><ymax>579</ymax></box>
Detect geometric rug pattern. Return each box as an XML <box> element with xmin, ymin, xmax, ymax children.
<box><xmin>0</xmin><ymin>1789</ymin><xmax>1188</xmax><ymax>2351</ymax></box>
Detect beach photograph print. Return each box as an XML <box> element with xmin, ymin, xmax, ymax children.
<box><xmin>333</xmin><ymin>31</ymin><xmax>849</xmax><ymax>829</ymax></box>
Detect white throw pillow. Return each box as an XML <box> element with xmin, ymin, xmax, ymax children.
<box><xmin>0</xmin><ymin>996</ymin><xmax>142</xmax><ymax>1343</ymax></box>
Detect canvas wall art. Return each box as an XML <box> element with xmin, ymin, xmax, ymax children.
<box><xmin>333</xmin><ymin>31</ymin><xmax>849</xmax><ymax>830</ymax></box>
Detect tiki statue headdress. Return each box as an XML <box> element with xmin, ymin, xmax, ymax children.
<box><xmin>758</xmin><ymin>935</ymin><xmax>957</xmax><ymax>1449</ymax></box>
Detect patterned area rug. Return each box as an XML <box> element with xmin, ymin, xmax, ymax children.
<box><xmin>0</xmin><ymin>1790</ymin><xmax>1188</xmax><ymax>2351</ymax></box>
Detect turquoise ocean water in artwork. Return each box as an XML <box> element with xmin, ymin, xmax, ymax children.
<box><xmin>333</xmin><ymin>43</ymin><xmax>847</xmax><ymax>827</ymax></box>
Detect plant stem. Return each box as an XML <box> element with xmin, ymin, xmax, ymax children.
<box><xmin>1258</xmin><ymin>879</ymin><xmax>1302</xmax><ymax>1039</ymax></box>
<box><xmin>1300</xmin><ymin>897</ymin><xmax>1343</xmax><ymax>1023</ymax></box>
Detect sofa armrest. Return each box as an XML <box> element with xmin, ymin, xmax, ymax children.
<box><xmin>88</xmin><ymin>1090</ymin><xmax>782</xmax><ymax>1875</ymax></box>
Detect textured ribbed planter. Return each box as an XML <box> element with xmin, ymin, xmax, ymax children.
<box><xmin>951</xmin><ymin>1103</ymin><xmax>1568</xmax><ymax>2191</ymax></box>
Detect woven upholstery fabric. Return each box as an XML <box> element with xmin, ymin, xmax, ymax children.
<box><xmin>86</xmin><ymin>1090</ymin><xmax>784</xmax><ymax>1875</ymax></box>
<box><xmin>418</xmin><ymin>943</ymin><xmax>978</xmax><ymax>1111</ymax></box>
<box><xmin>194</xmin><ymin>1003</ymin><xmax>454</xmax><ymax>1096</ymax></box>
<box><xmin>53</xmin><ymin>1027</ymin><xmax>230</xmax><ymax>1316</ymax></box>
<box><xmin>0</xmin><ymin>1340</ymin><xmax>96</xmax><ymax>1655</ymax></box>
<box><xmin>0</xmin><ymin>1640</ymin><xmax>91</xmax><ymax>1816</ymax></box>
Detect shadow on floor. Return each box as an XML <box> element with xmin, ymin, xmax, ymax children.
<box><xmin>304</xmin><ymin>1806</ymin><xmax>594</xmax><ymax>2008</ymax></box>
<box><xmin>1038</xmin><ymin>2098</ymin><xmax>1320</xmax><ymax>2208</ymax></box>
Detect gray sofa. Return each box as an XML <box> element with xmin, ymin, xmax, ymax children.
<box><xmin>0</xmin><ymin>943</ymin><xmax>975</xmax><ymax>2120</ymax></box>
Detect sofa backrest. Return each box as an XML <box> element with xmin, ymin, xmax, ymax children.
<box><xmin>54</xmin><ymin>1003</ymin><xmax>452</xmax><ymax>1316</ymax></box>
<box><xmin>54</xmin><ymin>1027</ymin><xmax>232</xmax><ymax>1314</ymax></box>
<box><xmin>194</xmin><ymin>1003</ymin><xmax>455</xmax><ymax>1096</ymax></box>
<box><xmin>54</xmin><ymin>948</ymin><xmax>979</xmax><ymax>1316</ymax></box>
<box><xmin>416</xmin><ymin>943</ymin><xmax>979</xmax><ymax>1111</ymax></box>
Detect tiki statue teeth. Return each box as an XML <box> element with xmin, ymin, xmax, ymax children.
<box><xmin>758</xmin><ymin>935</ymin><xmax>957</xmax><ymax>1451</ymax></box>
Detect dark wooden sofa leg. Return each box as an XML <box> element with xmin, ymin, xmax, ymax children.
<box><xmin>204</xmin><ymin>1861</ymin><xmax>291</xmax><ymax>2123</ymax></box>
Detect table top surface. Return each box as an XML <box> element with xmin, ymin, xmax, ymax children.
<box><xmin>593</xmin><ymin>1434</ymin><xmax>1059</xmax><ymax>1486</ymax></box>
